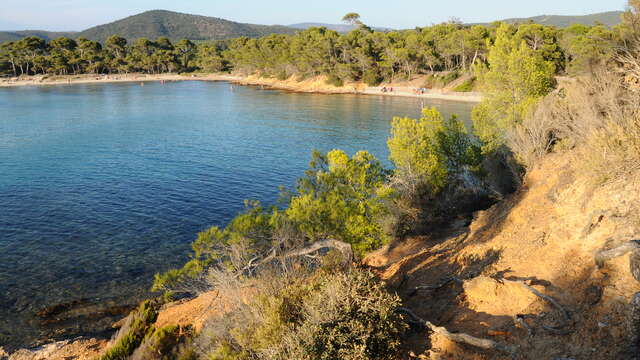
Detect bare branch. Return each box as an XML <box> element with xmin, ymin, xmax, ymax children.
<box><xmin>396</xmin><ymin>307</ymin><xmax>517</xmax><ymax>354</ymax></box>
<box><xmin>510</xmin><ymin>280</ymin><xmax>570</xmax><ymax>325</ymax></box>
<box><xmin>595</xmin><ymin>240</ymin><xmax>640</xmax><ymax>268</ymax></box>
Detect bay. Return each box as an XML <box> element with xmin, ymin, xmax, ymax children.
<box><xmin>0</xmin><ymin>80</ymin><xmax>473</xmax><ymax>348</ymax></box>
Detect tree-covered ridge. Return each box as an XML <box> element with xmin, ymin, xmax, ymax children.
<box><xmin>78</xmin><ymin>10</ymin><xmax>297</xmax><ymax>43</ymax></box>
<box><xmin>0</xmin><ymin>10</ymin><xmax>297</xmax><ymax>44</ymax></box>
<box><xmin>0</xmin><ymin>18</ymin><xmax>621</xmax><ymax>82</ymax></box>
<box><xmin>498</xmin><ymin>11</ymin><xmax>623</xmax><ymax>28</ymax></box>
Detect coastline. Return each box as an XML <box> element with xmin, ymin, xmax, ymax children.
<box><xmin>0</xmin><ymin>73</ymin><xmax>482</xmax><ymax>103</ymax></box>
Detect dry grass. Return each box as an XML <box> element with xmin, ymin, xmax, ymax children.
<box><xmin>507</xmin><ymin>69</ymin><xmax>640</xmax><ymax>183</ymax></box>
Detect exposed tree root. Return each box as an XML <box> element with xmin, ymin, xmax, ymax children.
<box><xmin>595</xmin><ymin>240</ymin><xmax>640</xmax><ymax>268</ymax></box>
<box><xmin>409</xmin><ymin>276</ymin><xmax>464</xmax><ymax>296</ymax></box>
<box><xmin>396</xmin><ymin>307</ymin><xmax>517</xmax><ymax>354</ymax></box>
<box><xmin>510</xmin><ymin>280</ymin><xmax>571</xmax><ymax>325</ymax></box>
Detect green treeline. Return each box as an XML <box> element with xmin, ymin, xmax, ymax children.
<box><xmin>0</xmin><ymin>20</ymin><xmax>619</xmax><ymax>83</ymax></box>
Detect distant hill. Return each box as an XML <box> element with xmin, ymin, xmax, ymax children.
<box><xmin>289</xmin><ymin>23</ymin><xmax>357</xmax><ymax>32</ymax></box>
<box><xmin>499</xmin><ymin>11</ymin><xmax>624</xmax><ymax>28</ymax></box>
<box><xmin>289</xmin><ymin>23</ymin><xmax>393</xmax><ymax>33</ymax></box>
<box><xmin>78</xmin><ymin>10</ymin><xmax>297</xmax><ymax>43</ymax></box>
<box><xmin>0</xmin><ymin>10</ymin><xmax>297</xmax><ymax>44</ymax></box>
<box><xmin>0</xmin><ymin>30</ymin><xmax>76</xmax><ymax>43</ymax></box>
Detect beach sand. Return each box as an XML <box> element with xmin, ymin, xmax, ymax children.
<box><xmin>0</xmin><ymin>73</ymin><xmax>482</xmax><ymax>103</ymax></box>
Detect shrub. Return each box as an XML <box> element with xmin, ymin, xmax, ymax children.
<box><xmin>363</xmin><ymin>69</ymin><xmax>383</xmax><ymax>86</ymax></box>
<box><xmin>325</xmin><ymin>73</ymin><xmax>344</xmax><ymax>87</ymax></box>
<box><xmin>131</xmin><ymin>325</ymin><xmax>195</xmax><ymax>360</ymax></box>
<box><xmin>275</xmin><ymin>70</ymin><xmax>289</xmax><ymax>81</ymax></box>
<box><xmin>452</xmin><ymin>77</ymin><xmax>476</xmax><ymax>92</ymax></box>
<box><xmin>154</xmin><ymin>149</ymin><xmax>392</xmax><ymax>293</ymax></box>
<box><xmin>202</xmin><ymin>268</ymin><xmax>407</xmax><ymax>360</ymax></box>
<box><xmin>153</xmin><ymin>201</ymin><xmax>279</xmax><ymax>293</ymax></box>
<box><xmin>387</xmin><ymin>107</ymin><xmax>483</xmax><ymax>234</ymax></box>
<box><xmin>286</xmin><ymin>150</ymin><xmax>393</xmax><ymax>256</ymax></box>
<box><xmin>100</xmin><ymin>301</ymin><xmax>158</xmax><ymax>360</ymax></box>
<box><xmin>440</xmin><ymin>70</ymin><xmax>460</xmax><ymax>86</ymax></box>
<box><xmin>422</xmin><ymin>71</ymin><xmax>460</xmax><ymax>89</ymax></box>
<box><xmin>388</xmin><ymin>107</ymin><xmax>481</xmax><ymax>194</ymax></box>
<box><xmin>507</xmin><ymin>70</ymin><xmax>640</xmax><ymax>176</ymax></box>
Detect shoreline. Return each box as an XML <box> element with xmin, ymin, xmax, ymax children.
<box><xmin>1</xmin><ymin>73</ymin><xmax>482</xmax><ymax>103</ymax></box>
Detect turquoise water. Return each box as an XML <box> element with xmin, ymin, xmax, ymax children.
<box><xmin>0</xmin><ymin>80</ymin><xmax>473</xmax><ymax>348</ymax></box>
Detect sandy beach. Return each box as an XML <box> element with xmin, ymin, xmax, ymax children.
<box><xmin>0</xmin><ymin>73</ymin><xmax>240</xmax><ymax>88</ymax></box>
<box><xmin>0</xmin><ymin>73</ymin><xmax>482</xmax><ymax>102</ymax></box>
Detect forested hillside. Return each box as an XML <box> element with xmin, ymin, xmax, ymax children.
<box><xmin>77</xmin><ymin>10</ymin><xmax>296</xmax><ymax>43</ymax></box>
<box><xmin>0</xmin><ymin>30</ymin><xmax>76</xmax><ymax>43</ymax></box>
<box><xmin>499</xmin><ymin>10</ymin><xmax>623</xmax><ymax>28</ymax></box>
<box><xmin>0</xmin><ymin>10</ymin><xmax>296</xmax><ymax>44</ymax></box>
<box><xmin>0</xmin><ymin>14</ymin><xmax>619</xmax><ymax>87</ymax></box>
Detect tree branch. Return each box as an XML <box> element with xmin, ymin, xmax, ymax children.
<box><xmin>396</xmin><ymin>307</ymin><xmax>517</xmax><ymax>354</ymax></box>
<box><xmin>595</xmin><ymin>240</ymin><xmax>640</xmax><ymax>268</ymax></box>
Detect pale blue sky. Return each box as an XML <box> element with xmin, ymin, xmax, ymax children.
<box><xmin>0</xmin><ymin>0</ymin><xmax>628</xmax><ymax>31</ymax></box>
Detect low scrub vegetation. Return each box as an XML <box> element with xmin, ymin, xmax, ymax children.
<box><xmin>100</xmin><ymin>301</ymin><xmax>158</xmax><ymax>360</ymax></box>
<box><xmin>452</xmin><ymin>77</ymin><xmax>476</xmax><ymax>92</ymax></box>
<box><xmin>507</xmin><ymin>71</ymin><xmax>640</xmax><ymax>181</ymax></box>
<box><xmin>197</xmin><ymin>266</ymin><xmax>406</xmax><ymax>360</ymax></box>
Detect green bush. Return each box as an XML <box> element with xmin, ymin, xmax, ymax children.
<box><xmin>100</xmin><ymin>301</ymin><xmax>158</xmax><ymax>360</ymax></box>
<box><xmin>275</xmin><ymin>70</ymin><xmax>289</xmax><ymax>81</ymax></box>
<box><xmin>325</xmin><ymin>73</ymin><xmax>344</xmax><ymax>87</ymax></box>
<box><xmin>130</xmin><ymin>324</ymin><xmax>196</xmax><ymax>360</ymax></box>
<box><xmin>362</xmin><ymin>69</ymin><xmax>383</xmax><ymax>86</ymax></box>
<box><xmin>452</xmin><ymin>77</ymin><xmax>476</xmax><ymax>92</ymax></box>
<box><xmin>153</xmin><ymin>201</ymin><xmax>279</xmax><ymax>292</ymax></box>
<box><xmin>388</xmin><ymin>107</ymin><xmax>481</xmax><ymax>194</ymax></box>
<box><xmin>422</xmin><ymin>71</ymin><xmax>460</xmax><ymax>89</ymax></box>
<box><xmin>440</xmin><ymin>70</ymin><xmax>460</xmax><ymax>86</ymax></box>
<box><xmin>286</xmin><ymin>150</ymin><xmax>393</xmax><ymax>256</ymax></box>
<box><xmin>205</xmin><ymin>268</ymin><xmax>407</xmax><ymax>360</ymax></box>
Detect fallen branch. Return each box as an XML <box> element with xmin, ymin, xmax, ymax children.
<box><xmin>595</xmin><ymin>240</ymin><xmax>640</xmax><ymax>268</ymax></box>
<box><xmin>410</xmin><ymin>277</ymin><xmax>463</xmax><ymax>296</ymax></box>
<box><xmin>241</xmin><ymin>239</ymin><xmax>353</xmax><ymax>276</ymax></box>
<box><xmin>396</xmin><ymin>307</ymin><xmax>516</xmax><ymax>354</ymax></box>
<box><xmin>509</xmin><ymin>280</ymin><xmax>570</xmax><ymax>324</ymax></box>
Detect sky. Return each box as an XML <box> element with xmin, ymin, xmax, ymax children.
<box><xmin>0</xmin><ymin>0</ymin><xmax>628</xmax><ymax>31</ymax></box>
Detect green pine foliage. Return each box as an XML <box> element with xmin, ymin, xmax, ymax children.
<box><xmin>389</xmin><ymin>107</ymin><xmax>481</xmax><ymax>193</ymax></box>
<box><xmin>286</xmin><ymin>150</ymin><xmax>393</xmax><ymax>256</ymax></box>
<box><xmin>472</xmin><ymin>24</ymin><xmax>557</xmax><ymax>154</ymax></box>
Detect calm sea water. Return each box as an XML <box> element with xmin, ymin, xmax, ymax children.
<box><xmin>0</xmin><ymin>80</ymin><xmax>473</xmax><ymax>348</ymax></box>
